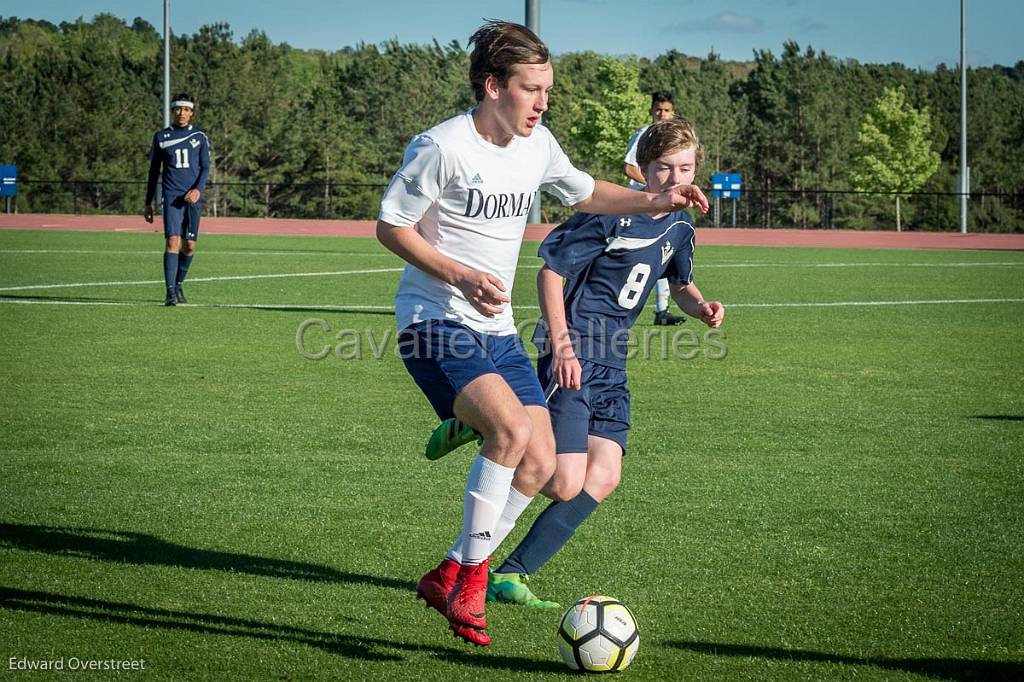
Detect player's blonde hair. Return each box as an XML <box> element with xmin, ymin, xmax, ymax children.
<box><xmin>636</xmin><ymin>117</ymin><xmax>704</xmax><ymax>171</ymax></box>
<box><xmin>468</xmin><ymin>20</ymin><xmax>550</xmax><ymax>102</ymax></box>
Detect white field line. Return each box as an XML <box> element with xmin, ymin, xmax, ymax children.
<box><xmin>2</xmin><ymin>248</ymin><xmax>1022</xmax><ymax>270</ymax></box>
<box><xmin>2</xmin><ymin>298</ymin><xmax>1024</xmax><ymax>310</ymax></box>
<box><xmin>0</xmin><ymin>268</ymin><xmax>405</xmax><ymax>292</ymax></box>
<box><xmin>698</xmin><ymin>261</ymin><xmax>1024</xmax><ymax>268</ymax></box>
<box><xmin>722</xmin><ymin>298</ymin><xmax>1024</xmax><ymax>308</ymax></box>
<box><xmin>3</xmin><ymin>259</ymin><xmax>1024</xmax><ymax>294</ymax></box>
<box><xmin>0</xmin><ymin>249</ymin><xmax>397</xmax><ymax>257</ymax></box>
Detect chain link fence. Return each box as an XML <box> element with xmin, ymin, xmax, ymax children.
<box><xmin>8</xmin><ymin>179</ymin><xmax>1023</xmax><ymax>232</ymax></box>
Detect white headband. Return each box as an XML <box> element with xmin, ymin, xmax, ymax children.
<box><xmin>171</xmin><ymin>100</ymin><xmax>195</xmax><ymax>109</ymax></box>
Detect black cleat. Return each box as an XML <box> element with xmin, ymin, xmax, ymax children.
<box><xmin>175</xmin><ymin>286</ymin><xmax>188</xmax><ymax>304</ymax></box>
<box><xmin>654</xmin><ymin>310</ymin><xmax>685</xmax><ymax>326</ymax></box>
<box><xmin>164</xmin><ymin>292</ymin><xmax>177</xmax><ymax>306</ymax></box>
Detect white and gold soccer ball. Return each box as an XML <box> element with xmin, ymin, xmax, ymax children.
<box><xmin>557</xmin><ymin>595</ymin><xmax>639</xmax><ymax>672</ymax></box>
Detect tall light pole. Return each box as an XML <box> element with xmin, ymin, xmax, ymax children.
<box><xmin>526</xmin><ymin>0</ymin><xmax>542</xmax><ymax>225</ymax></box>
<box><xmin>959</xmin><ymin>0</ymin><xmax>968</xmax><ymax>234</ymax></box>
<box><xmin>163</xmin><ymin>0</ymin><xmax>170</xmax><ymax>128</ymax></box>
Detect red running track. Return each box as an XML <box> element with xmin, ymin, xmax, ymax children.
<box><xmin>1</xmin><ymin>213</ymin><xmax>1022</xmax><ymax>251</ymax></box>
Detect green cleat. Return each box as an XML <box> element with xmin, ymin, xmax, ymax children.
<box><xmin>425</xmin><ymin>418</ymin><xmax>482</xmax><ymax>461</ymax></box>
<box><xmin>486</xmin><ymin>572</ymin><xmax>560</xmax><ymax>609</ymax></box>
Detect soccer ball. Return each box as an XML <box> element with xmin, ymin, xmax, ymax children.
<box><xmin>557</xmin><ymin>595</ymin><xmax>639</xmax><ymax>672</ymax></box>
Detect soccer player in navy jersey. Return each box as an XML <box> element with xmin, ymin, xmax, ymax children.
<box><xmin>144</xmin><ymin>92</ymin><xmax>211</xmax><ymax>306</ymax></box>
<box><xmin>428</xmin><ymin>117</ymin><xmax>724</xmax><ymax>609</ymax></box>
<box><xmin>377</xmin><ymin>21</ymin><xmax>708</xmax><ymax>646</ymax></box>
<box><xmin>624</xmin><ymin>91</ymin><xmax>688</xmax><ymax>326</ymax></box>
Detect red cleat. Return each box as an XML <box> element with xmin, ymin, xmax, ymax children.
<box><xmin>416</xmin><ymin>558</ymin><xmax>459</xmax><ymax>617</ymax></box>
<box><xmin>447</xmin><ymin>558</ymin><xmax>490</xmax><ymax>635</ymax></box>
<box><xmin>451</xmin><ymin>622</ymin><xmax>491</xmax><ymax>646</ymax></box>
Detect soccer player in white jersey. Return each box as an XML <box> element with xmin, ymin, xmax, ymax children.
<box><xmin>376</xmin><ymin>20</ymin><xmax>708</xmax><ymax>647</ymax></box>
<box><xmin>624</xmin><ymin>91</ymin><xmax>686</xmax><ymax>326</ymax></box>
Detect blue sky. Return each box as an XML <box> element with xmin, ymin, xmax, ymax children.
<box><xmin>4</xmin><ymin>1</ymin><xmax>1020</xmax><ymax>69</ymax></box>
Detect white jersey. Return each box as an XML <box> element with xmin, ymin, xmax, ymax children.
<box><xmin>623</xmin><ymin>124</ymin><xmax>649</xmax><ymax>190</ymax></box>
<box><xmin>379</xmin><ymin>110</ymin><xmax>595</xmax><ymax>335</ymax></box>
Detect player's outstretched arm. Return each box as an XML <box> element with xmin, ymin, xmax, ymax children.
<box><xmin>376</xmin><ymin>220</ymin><xmax>510</xmax><ymax>318</ymax></box>
<box><xmin>671</xmin><ymin>282</ymin><xmax>724</xmax><ymax>328</ymax></box>
<box><xmin>537</xmin><ymin>266</ymin><xmax>581</xmax><ymax>390</ymax></box>
<box><xmin>575</xmin><ymin>180</ymin><xmax>708</xmax><ymax>216</ymax></box>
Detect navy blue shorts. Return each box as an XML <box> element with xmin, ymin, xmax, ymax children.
<box><xmin>398</xmin><ymin>320</ymin><xmax>548</xmax><ymax>420</ymax></box>
<box><xmin>163</xmin><ymin>195</ymin><xmax>202</xmax><ymax>240</ymax></box>
<box><xmin>538</xmin><ymin>355</ymin><xmax>630</xmax><ymax>455</ymax></box>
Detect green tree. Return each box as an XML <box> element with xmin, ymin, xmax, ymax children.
<box><xmin>692</xmin><ymin>52</ymin><xmax>740</xmax><ymax>180</ymax></box>
<box><xmin>3</xmin><ymin>14</ymin><xmax>1022</xmax><ymax>228</ymax></box>
<box><xmin>569</xmin><ymin>55</ymin><xmax>648</xmax><ymax>182</ymax></box>
<box><xmin>849</xmin><ymin>85</ymin><xmax>940</xmax><ymax>231</ymax></box>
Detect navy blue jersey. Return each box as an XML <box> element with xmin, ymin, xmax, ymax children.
<box><xmin>145</xmin><ymin>124</ymin><xmax>211</xmax><ymax>204</ymax></box>
<box><xmin>534</xmin><ymin>210</ymin><xmax>695</xmax><ymax>368</ymax></box>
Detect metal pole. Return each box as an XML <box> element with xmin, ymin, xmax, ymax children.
<box><xmin>525</xmin><ymin>1</ymin><xmax>540</xmax><ymax>38</ymax></box>
<box><xmin>163</xmin><ymin>0</ymin><xmax>170</xmax><ymax>129</ymax></box>
<box><xmin>526</xmin><ymin>0</ymin><xmax>542</xmax><ymax>226</ymax></box>
<box><xmin>959</xmin><ymin>0</ymin><xmax>968</xmax><ymax>233</ymax></box>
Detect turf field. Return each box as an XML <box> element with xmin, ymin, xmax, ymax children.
<box><xmin>1</xmin><ymin>228</ymin><xmax>1022</xmax><ymax>681</ymax></box>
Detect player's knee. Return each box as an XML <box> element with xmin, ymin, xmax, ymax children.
<box><xmin>548</xmin><ymin>475</ymin><xmax>584</xmax><ymax>502</ymax></box>
<box><xmin>181</xmin><ymin>241</ymin><xmax>196</xmax><ymax>256</ymax></box>
<box><xmin>585</xmin><ymin>468</ymin><xmax>620</xmax><ymax>501</ymax></box>
<box><xmin>486</xmin><ymin>413</ymin><xmax>532</xmax><ymax>457</ymax></box>
<box><xmin>518</xmin><ymin>450</ymin><xmax>556</xmax><ymax>490</ymax></box>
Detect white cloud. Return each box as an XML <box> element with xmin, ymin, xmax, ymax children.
<box><xmin>669</xmin><ymin>12</ymin><xmax>765</xmax><ymax>34</ymax></box>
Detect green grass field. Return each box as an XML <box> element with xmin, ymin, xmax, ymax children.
<box><xmin>1</xmin><ymin>228</ymin><xmax>1022</xmax><ymax>681</ymax></box>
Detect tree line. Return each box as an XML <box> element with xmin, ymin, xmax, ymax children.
<box><xmin>1</xmin><ymin>14</ymin><xmax>1021</xmax><ymax>231</ymax></box>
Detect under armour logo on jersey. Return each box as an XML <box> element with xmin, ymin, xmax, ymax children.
<box><xmin>661</xmin><ymin>241</ymin><xmax>674</xmax><ymax>264</ymax></box>
<box><xmin>470</xmin><ymin>173</ymin><xmax>484</xmax><ymax>184</ymax></box>
<box><xmin>619</xmin><ymin>218</ymin><xmax>631</xmax><ymax>227</ymax></box>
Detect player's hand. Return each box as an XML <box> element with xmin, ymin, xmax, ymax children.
<box><xmin>551</xmin><ymin>339</ymin><xmax>582</xmax><ymax>390</ymax></box>
<box><xmin>143</xmin><ymin>204</ymin><xmax>154</xmax><ymax>224</ymax></box>
<box><xmin>184</xmin><ymin>189</ymin><xmax>201</xmax><ymax>204</ymax></box>
<box><xmin>454</xmin><ymin>269</ymin><xmax>510</xmax><ymax>318</ymax></box>
<box><xmin>697</xmin><ymin>300</ymin><xmax>724</xmax><ymax>328</ymax></box>
<box><xmin>657</xmin><ymin>184</ymin><xmax>709</xmax><ymax>214</ymax></box>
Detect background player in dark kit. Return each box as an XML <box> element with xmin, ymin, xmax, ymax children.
<box><xmin>144</xmin><ymin>92</ymin><xmax>211</xmax><ymax>306</ymax></box>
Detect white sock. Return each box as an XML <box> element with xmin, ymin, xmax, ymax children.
<box><xmin>445</xmin><ymin>454</ymin><xmax>515</xmax><ymax>565</ymax></box>
<box><xmin>488</xmin><ymin>486</ymin><xmax>534</xmax><ymax>557</ymax></box>
<box><xmin>656</xmin><ymin>278</ymin><xmax>670</xmax><ymax>312</ymax></box>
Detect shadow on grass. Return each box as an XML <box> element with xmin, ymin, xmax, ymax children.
<box><xmin>971</xmin><ymin>415</ymin><xmax>1023</xmax><ymax>422</ymax></box>
<box><xmin>0</xmin><ymin>587</ymin><xmax>564</xmax><ymax>671</ymax></box>
<box><xmin>232</xmin><ymin>304</ymin><xmax>395</xmax><ymax>316</ymax></box>
<box><xmin>0</xmin><ymin>294</ymin><xmax>396</xmax><ymax>315</ymax></box>
<box><xmin>0</xmin><ymin>293</ymin><xmax>142</xmax><ymax>305</ymax></box>
<box><xmin>0</xmin><ymin>523</ymin><xmax>410</xmax><ymax>591</ymax></box>
<box><xmin>666</xmin><ymin>639</ymin><xmax>1024</xmax><ymax>682</ymax></box>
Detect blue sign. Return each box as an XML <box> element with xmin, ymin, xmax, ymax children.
<box><xmin>0</xmin><ymin>165</ymin><xmax>16</xmax><ymax>197</ymax></box>
<box><xmin>711</xmin><ymin>172</ymin><xmax>742</xmax><ymax>199</ymax></box>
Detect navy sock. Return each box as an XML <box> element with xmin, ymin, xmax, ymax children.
<box><xmin>163</xmin><ymin>252</ymin><xmax>179</xmax><ymax>293</ymax></box>
<box><xmin>176</xmin><ymin>255</ymin><xmax>194</xmax><ymax>287</ymax></box>
<box><xmin>498</xmin><ymin>490</ymin><xmax>599</xmax><ymax>576</ymax></box>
